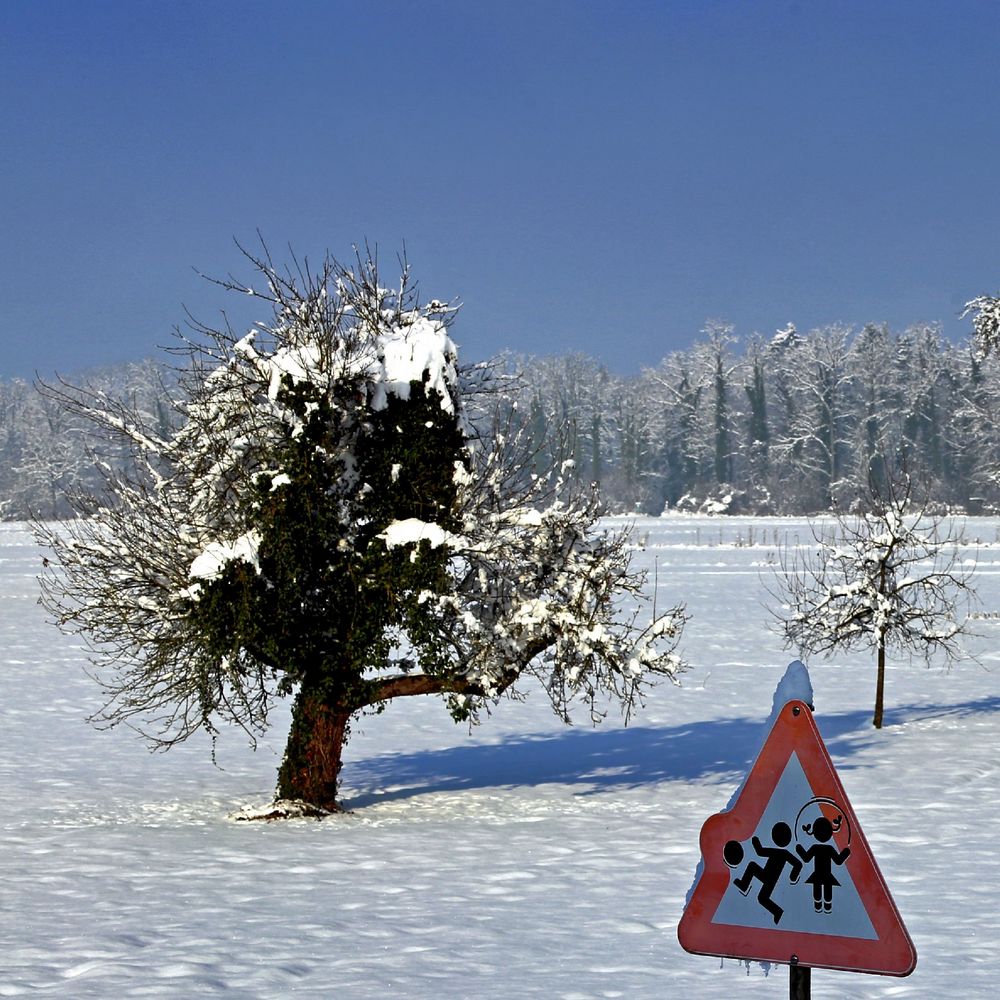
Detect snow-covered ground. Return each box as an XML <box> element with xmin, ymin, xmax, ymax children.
<box><xmin>3</xmin><ymin>515</ymin><xmax>1000</xmax><ymax>997</ymax></box>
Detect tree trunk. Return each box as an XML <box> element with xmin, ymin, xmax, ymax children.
<box><xmin>272</xmin><ymin>637</ymin><xmax>553</xmax><ymax>813</ymax></box>
<box><xmin>276</xmin><ymin>685</ymin><xmax>352</xmax><ymax>812</ymax></box>
<box><xmin>873</xmin><ymin>638</ymin><xmax>886</xmax><ymax>729</ymax></box>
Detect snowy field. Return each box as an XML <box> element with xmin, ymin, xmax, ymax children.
<box><xmin>3</xmin><ymin>515</ymin><xmax>1000</xmax><ymax>998</ymax></box>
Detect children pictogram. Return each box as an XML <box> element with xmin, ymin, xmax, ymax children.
<box><xmin>722</xmin><ymin>795</ymin><xmax>855</xmax><ymax>923</ymax></box>
<box><xmin>727</xmin><ymin>822</ymin><xmax>802</xmax><ymax>925</ymax></box>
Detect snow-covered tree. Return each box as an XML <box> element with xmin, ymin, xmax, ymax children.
<box><xmin>5</xmin><ymin>386</ymin><xmax>89</xmax><ymax>518</ymax></box>
<box><xmin>772</xmin><ymin>471</ymin><xmax>974</xmax><ymax>728</ymax></box>
<box><xmin>698</xmin><ymin>321</ymin><xmax>739</xmax><ymax>489</ymax></box>
<box><xmin>849</xmin><ymin>323</ymin><xmax>900</xmax><ymax>500</ymax></box>
<box><xmin>962</xmin><ymin>292</ymin><xmax>1000</xmax><ymax>359</ymax></box>
<box><xmin>773</xmin><ymin>325</ymin><xmax>855</xmax><ymax>510</ymax></box>
<box><xmin>643</xmin><ymin>350</ymin><xmax>706</xmax><ymax>506</ymax></box>
<box><xmin>37</xmin><ymin>246</ymin><xmax>686</xmax><ymax>813</ymax></box>
<box><xmin>741</xmin><ymin>333</ymin><xmax>770</xmax><ymax>494</ymax></box>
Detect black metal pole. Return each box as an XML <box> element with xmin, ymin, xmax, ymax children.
<box><xmin>789</xmin><ymin>962</ymin><xmax>811</xmax><ymax>1000</ymax></box>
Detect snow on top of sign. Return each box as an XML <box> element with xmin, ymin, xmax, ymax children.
<box><xmin>715</xmin><ymin>661</ymin><xmax>815</xmax><ymax>815</ymax></box>
<box><xmin>683</xmin><ymin>661</ymin><xmax>814</xmax><ymax>918</ymax></box>
<box><xmin>767</xmin><ymin>659</ymin><xmax>813</xmax><ymax>727</ymax></box>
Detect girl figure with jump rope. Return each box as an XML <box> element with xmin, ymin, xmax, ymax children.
<box><xmin>796</xmin><ymin>812</ymin><xmax>851</xmax><ymax>913</ymax></box>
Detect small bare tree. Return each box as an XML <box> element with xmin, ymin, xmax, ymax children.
<box><xmin>772</xmin><ymin>470</ymin><xmax>975</xmax><ymax>728</ymax></box>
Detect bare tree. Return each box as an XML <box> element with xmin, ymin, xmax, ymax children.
<box><xmin>772</xmin><ymin>469</ymin><xmax>975</xmax><ymax>728</ymax></box>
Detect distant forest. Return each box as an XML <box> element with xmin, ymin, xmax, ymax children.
<box><xmin>3</xmin><ymin>320</ymin><xmax>1000</xmax><ymax>520</ymax></box>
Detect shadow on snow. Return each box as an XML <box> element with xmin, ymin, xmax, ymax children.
<box><xmin>342</xmin><ymin>695</ymin><xmax>1000</xmax><ymax>809</ymax></box>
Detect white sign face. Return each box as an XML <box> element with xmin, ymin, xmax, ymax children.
<box><xmin>711</xmin><ymin>753</ymin><xmax>877</xmax><ymax>940</ymax></box>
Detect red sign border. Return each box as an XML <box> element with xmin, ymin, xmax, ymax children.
<box><xmin>677</xmin><ymin>700</ymin><xmax>917</xmax><ymax>976</ymax></box>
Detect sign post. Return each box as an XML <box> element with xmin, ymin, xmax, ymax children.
<box><xmin>678</xmin><ymin>699</ymin><xmax>916</xmax><ymax>991</ymax></box>
<box><xmin>789</xmin><ymin>961</ymin><xmax>810</xmax><ymax>999</ymax></box>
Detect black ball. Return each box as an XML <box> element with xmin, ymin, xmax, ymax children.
<box><xmin>723</xmin><ymin>840</ymin><xmax>744</xmax><ymax>867</ymax></box>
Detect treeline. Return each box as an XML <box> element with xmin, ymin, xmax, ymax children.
<box><xmin>3</xmin><ymin>320</ymin><xmax>1000</xmax><ymax>519</ymax></box>
<box><xmin>506</xmin><ymin>321</ymin><xmax>1000</xmax><ymax>515</ymax></box>
<box><xmin>0</xmin><ymin>360</ymin><xmax>174</xmax><ymax>519</ymax></box>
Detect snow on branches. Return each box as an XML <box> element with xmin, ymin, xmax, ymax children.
<box><xmin>428</xmin><ymin>414</ymin><xmax>686</xmax><ymax>726</ymax></box>
<box><xmin>36</xmin><ymin>243</ymin><xmax>685</xmax><ymax>808</ymax></box>
<box><xmin>771</xmin><ymin>471</ymin><xmax>975</xmax><ymax>727</ymax></box>
<box><xmin>962</xmin><ymin>293</ymin><xmax>1000</xmax><ymax>360</ymax></box>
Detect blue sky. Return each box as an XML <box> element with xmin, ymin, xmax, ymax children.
<box><xmin>3</xmin><ymin>0</ymin><xmax>999</xmax><ymax>378</ymax></box>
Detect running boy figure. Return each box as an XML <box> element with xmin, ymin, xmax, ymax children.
<box><xmin>796</xmin><ymin>815</ymin><xmax>851</xmax><ymax>913</ymax></box>
<box><xmin>732</xmin><ymin>822</ymin><xmax>803</xmax><ymax>925</ymax></box>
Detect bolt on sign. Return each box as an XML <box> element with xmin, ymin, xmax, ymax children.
<box><xmin>677</xmin><ymin>699</ymin><xmax>916</xmax><ymax>977</ymax></box>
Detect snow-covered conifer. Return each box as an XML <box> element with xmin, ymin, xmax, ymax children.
<box><xmin>963</xmin><ymin>292</ymin><xmax>1000</xmax><ymax>359</ymax></box>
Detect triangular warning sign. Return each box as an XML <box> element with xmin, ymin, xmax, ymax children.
<box><xmin>677</xmin><ymin>700</ymin><xmax>916</xmax><ymax>976</ymax></box>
